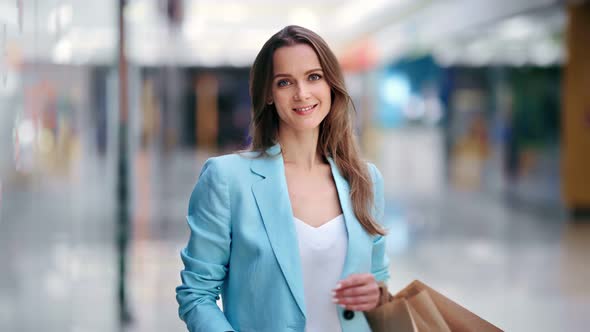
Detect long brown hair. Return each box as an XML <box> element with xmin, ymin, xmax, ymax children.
<box><xmin>248</xmin><ymin>25</ymin><xmax>385</xmax><ymax>236</ymax></box>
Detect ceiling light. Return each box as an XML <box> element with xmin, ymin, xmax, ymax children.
<box><xmin>52</xmin><ymin>38</ymin><xmax>72</xmax><ymax>63</ymax></box>
<box><xmin>496</xmin><ymin>16</ymin><xmax>536</xmax><ymax>41</ymax></box>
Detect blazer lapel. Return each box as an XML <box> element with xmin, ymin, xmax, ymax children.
<box><xmin>327</xmin><ymin>157</ymin><xmax>371</xmax><ymax>280</ymax></box>
<box><xmin>250</xmin><ymin>144</ymin><xmax>307</xmax><ymax>318</ymax></box>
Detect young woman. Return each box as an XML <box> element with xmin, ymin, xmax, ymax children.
<box><xmin>176</xmin><ymin>25</ymin><xmax>390</xmax><ymax>332</ymax></box>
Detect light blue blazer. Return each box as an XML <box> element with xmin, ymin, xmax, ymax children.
<box><xmin>176</xmin><ymin>144</ymin><xmax>389</xmax><ymax>332</ymax></box>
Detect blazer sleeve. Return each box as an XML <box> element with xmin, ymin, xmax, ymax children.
<box><xmin>175</xmin><ymin>158</ymin><xmax>235</xmax><ymax>332</ymax></box>
<box><xmin>368</xmin><ymin>162</ymin><xmax>390</xmax><ymax>283</ymax></box>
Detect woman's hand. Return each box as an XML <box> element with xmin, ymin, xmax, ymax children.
<box><xmin>332</xmin><ymin>273</ymin><xmax>380</xmax><ymax>312</ymax></box>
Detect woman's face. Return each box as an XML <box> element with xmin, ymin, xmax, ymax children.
<box><xmin>270</xmin><ymin>43</ymin><xmax>332</xmax><ymax>134</ymax></box>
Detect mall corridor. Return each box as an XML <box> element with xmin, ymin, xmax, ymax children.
<box><xmin>1</xmin><ymin>0</ymin><xmax>590</xmax><ymax>331</ymax></box>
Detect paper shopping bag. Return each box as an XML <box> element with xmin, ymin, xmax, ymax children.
<box><xmin>365</xmin><ymin>288</ymin><xmax>451</xmax><ymax>332</ymax></box>
<box><xmin>395</xmin><ymin>280</ymin><xmax>502</xmax><ymax>332</ymax></box>
<box><xmin>364</xmin><ymin>297</ymin><xmax>418</xmax><ymax>332</ymax></box>
<box><xmin>365</xmin><ymin>280</ymin><xmax>503</xmax><ymax>332</ymax></box>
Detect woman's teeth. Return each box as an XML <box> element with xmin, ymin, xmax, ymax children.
<box><xmin>293</xmin><ymin>104</ymin><xmax>316</xmax><ymax>113</ymax></box>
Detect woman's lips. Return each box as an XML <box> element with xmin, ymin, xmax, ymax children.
<box><xmin>293</xmin><ymin>104</ymin><xmax>317</xmax><ymax>115</ymax></box>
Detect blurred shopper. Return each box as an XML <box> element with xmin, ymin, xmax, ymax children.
<box><xmin>176</xmin><ymin>25</ymin><xmax>390</xmax><ymax>332</ymax></box>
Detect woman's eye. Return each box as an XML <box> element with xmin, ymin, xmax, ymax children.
<box><xmin>277</xmin><ymin>80</ymin><xmax>290</xmax><ymax>87</ymax></box>
<box><xmin>309</xmin><ymin>73</ymin><xmax>322</xmax><ymax>81</ymax></box>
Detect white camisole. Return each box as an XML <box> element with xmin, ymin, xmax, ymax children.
<box><xmin>293</xmin><ymin>214</ymin><xmax>348</xmax><ymax>332</ymax></box>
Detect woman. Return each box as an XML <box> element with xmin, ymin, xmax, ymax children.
<box><xmin>176</xmin><ymin>25</ymin><xmax>390</xmax><ymax>332</ymax></box>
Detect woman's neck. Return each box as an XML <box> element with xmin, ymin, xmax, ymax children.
<box><xmin>278</xmin><ymin>127</ymin><xmax>324</xmax><ymax>171</ymax></box>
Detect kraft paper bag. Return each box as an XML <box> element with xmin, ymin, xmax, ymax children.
<box><xmin>365</xmin><ymin>297</ymin><xmax>417</xmax><ymax>332</ymax></box>
<box><xmin>365</xmin><ymin>280</ymin><xmax>503</xmax><ymax>332</ymax></box>
<box><xmin>365</xmin><ymin>288</ymin><xmax>450</xmax><ymax>332</ymax></box>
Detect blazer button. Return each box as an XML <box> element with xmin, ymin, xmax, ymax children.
<box><xmin>343</xmin><ymin>310</ymin><xmax>354</xmax><ymax>320</ymax></box>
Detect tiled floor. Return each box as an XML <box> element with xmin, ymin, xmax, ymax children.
<box><xmin>1</xmin><ymin>148</ymin><xmax>589</xmax><ymax>332</ymax></box>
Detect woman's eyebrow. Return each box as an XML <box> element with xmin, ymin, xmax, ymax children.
<box><xmin>273</xmin><ymin>68</ymin><xmax>323</xmax><ymax>80</ymax></box>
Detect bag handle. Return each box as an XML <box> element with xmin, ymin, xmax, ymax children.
<box><xmin>377</xmin><ymin>281</ymin><xmax>393</xmax><ymax>306</ymax></box>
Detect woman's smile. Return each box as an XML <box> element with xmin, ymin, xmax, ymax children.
<box><xmin>293</xmin><ymin>104</ymin><xmax>318</xmax><ymax>115</ymax></box>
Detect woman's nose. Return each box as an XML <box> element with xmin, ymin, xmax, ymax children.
<box><xmin>294</xmin><ymin>84</ymin><xmax>311</xmax><ymax>101</ymax></box>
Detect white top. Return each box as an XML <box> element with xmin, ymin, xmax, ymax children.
<box><xmin>294</xmin><ymin>214</ymin><xmax>347</xmax><ymax>332</ymax></box>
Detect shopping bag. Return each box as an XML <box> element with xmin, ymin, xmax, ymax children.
<box><xmin>365</xmin><ymin>280</ymin><xmax>503</xmax><ymax>332</ymax></box>
<box><xmin>365</xmin><ymin>288</ymin><xmax>451</xmax><ymax>332</ymax></box>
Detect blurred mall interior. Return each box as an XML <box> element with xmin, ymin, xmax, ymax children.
<box><xmin>1</xmin><ymin>0</ymin><xmax>589</xmax><ymax>331</ymax></box>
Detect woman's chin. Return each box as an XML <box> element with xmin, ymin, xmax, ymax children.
<box><xmin>281</xmin><ymin>122</ymin><xmax>321</xmax><ymax>134</ymax></box>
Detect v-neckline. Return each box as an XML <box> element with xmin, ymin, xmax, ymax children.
<box><xmin>293</xmin><ymin>214</ymin><xmax>343</xmax><ymax>230</ymax></box>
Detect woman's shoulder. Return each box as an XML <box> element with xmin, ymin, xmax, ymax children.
<box><xmin>202</xmin><ymin>151</ymin><xmax>256</xmax><ymax>172</ymax></box>
<box><xmin>365</xmin><ymin>161</ymin><xmax>383</xmax><ymax>184</ymax></box>
<box><xmin>198</xmin><ymin>150</ymin><xmax>267</xmax><ymax>180</ymax></box>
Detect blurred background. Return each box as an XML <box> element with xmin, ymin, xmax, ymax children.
<box><xmin>1</xmin><ymin>0</ymin><xmax>589</xmax><ymax>331</ymax></box>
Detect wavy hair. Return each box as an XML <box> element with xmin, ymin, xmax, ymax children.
<box><xmin>248</xmin><ymin>25</ymin><xmax>385</xmax><ymax>236</ymax></box>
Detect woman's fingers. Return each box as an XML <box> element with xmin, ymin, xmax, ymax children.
<box><xmin>334</xmin><ymin>283</ymin><xmax>378</xmax><ymax>297</ymax></box>
<box><xmin>334</xmin><ymin>273</ymin><xmax>375</xmax><ymax>290</ymax></box>
<box><xmin>333</xmin><ymin>273</ymin><xmax>378</xmax><ymax>298</ymax></box>
<box><xmin>332</xmin><ymin>273</ymin><xmax>380</xmax><ymax>311</ymax></box>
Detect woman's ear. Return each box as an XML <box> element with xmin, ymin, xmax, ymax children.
<box><xmin>267</xmin><ymin>99</ymin><xmax>273</xmax><ymax>105</ymax></box>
